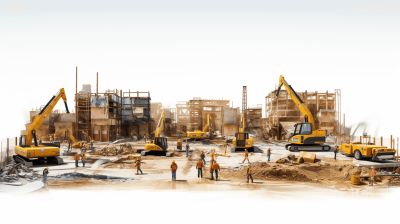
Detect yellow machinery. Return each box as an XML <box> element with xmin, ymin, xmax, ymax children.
<box><xmin>142</xmin><ymin>111</ymin><xmax>170</xmax><ymax>156</ymax></box>
<box><xmin>184</xmin><ymin>114</ymin><xmax>211</xmax><ymax>140</ymax></box>
<box><xmin>54</xmin><ymin>129</ymin><xmax>91</xmax><ymax>151</ymax></box>
<box><xmin>277</xmin><ymin>76</ymin><xmax>330</xmax><ymax>151</ymax></box>
<box><xmin>14</xmin><ymin>88</ymin><xmax>70</xmax><ymax>166</ymax></box>
<box><xmin>337</xmin><ymin>142</ymin><xmax>396</xmax><ymax>161</ymax></box>
<box><xmin>232</xmin><ymin>113</ymin><xmax>254</xmax><ymax>152</ymax></box>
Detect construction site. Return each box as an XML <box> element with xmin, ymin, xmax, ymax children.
<box><xmin>0</xmin><ymin>71</ymin><xmax>399</xmax><ymax>196</ymax></box>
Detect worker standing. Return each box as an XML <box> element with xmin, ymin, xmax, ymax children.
<box><xmin>370</xmin><ymin>166</ymin><xmax>375</xmax><ymax>186</ymax></box>
<box><xmin>171</xmin><ymin>160</ymin><xmax>178</xmax><ymax>181</ymax></box>
<box><xmin>247</xmin><ymin>165</ymin><xmax>253</xmax><ymax>183</ymax></box>
<box><xmin>200</xmin><ymin>150</ymin><xmax>206</xmax><ymax>165</ymax></box>
<box><xmin>136</xmin><ymin>158</ymin><xmax>143</xmax><ymax>175</ymax></box>
<box><xmin>267</xmin><ymin>148</ymin><xmax>271</xmax><ymax>162</ymax></box>
<box><xmin>116</xmin><ymin>133</ymin><xmax>119</xmax><ymax>141</ymax></box>
<box><xmin>186</xmin><ymin>142</ymin><xmax>190</xmax><ymax>157</ymax></box>
<box><xmin>211</xmin><ymin>151</ymin><xmax>214</xmax><ymax>161</ymax></box>
<box><xmin>81</xmin><ymin>150</ymin><xmax>86</xmax><ymax>167</ymax></box>
<box><xmin>334</xmin><ymin>146</ymin><xmax>338</xmax><ymax>160</ymax></box>
<box><xmin>74</xmin><ymin>152</ymin><xmax>80</xmax><ymax>167</ymax></box>
<box><xmin>213</xmin><ymin>160</ymin><xmax>220</xmax><ymax>181</ymax></box>
<box><xmin>43</xmin><ymin>167</ymin><xmax>49</xmax><ymax>186</ymax></box>
<box><xmin>196</xmin><ymin>157</ymin><xmax>204</xmax><ymax>178</ymax></box>
<box><xmin>209</xmin><ymin>161</ymin><xmax>214</xmax><ymax>180</ymax></box>
<box><xmin>242</xmin><ymin>149</ymin><xmax>250</xmax><ymax>164</ymax></box>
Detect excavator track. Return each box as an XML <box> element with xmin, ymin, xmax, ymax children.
<box><xmin>141</xmin><ymin>150</ymin><xmax>172</xmax><ymax>157</ymax></box>
<box><xmin>13</xmin><ymin>155</ymin><xmax>33</xmax><ymax>167</ymax></box>
<box><xmin>47</xmin><ymin>156</ymin><xmax>64</xmax><ymax>165</ymax></box>
<box><xmin>286</xmin><ymin>144</ymin><xmax>331</xmax><ymax>152</ymax></box>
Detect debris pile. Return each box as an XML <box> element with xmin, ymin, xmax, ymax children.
<box><xmin>0</xmin><ymin>161</ymin><xmax>40</xmax><ymax>182</ymax></box>
<box><xmin>90</xmin><ymin>143</ymin><xmax>136</xmax><ymax>156</ymax></box>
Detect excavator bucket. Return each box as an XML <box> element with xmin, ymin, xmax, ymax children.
<box><xmin>297</xmin><ymin>151</ymin><xmax>316</xmax><ymax>163</ymax></box>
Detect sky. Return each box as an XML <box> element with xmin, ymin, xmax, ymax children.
<box><xmin>0</xmin><ymin>0</ymin><xmax>399</xmax><ymax>139</ymax></box>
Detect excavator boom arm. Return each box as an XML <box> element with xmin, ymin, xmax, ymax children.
<box><xmin>155</xmin><ymin>111</ymin><xmax>165</xmax><ymax>138</ymax></box>
<box><xmin>276</xmin><ymin>76</ymin><xmax>315</xmax><ymax>130</ymax></box>
<box><xmin>26</xmin><ymin>88</ymin><xmax>70</xmax><ymax>146</ymax></box>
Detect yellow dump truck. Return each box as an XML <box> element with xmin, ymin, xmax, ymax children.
<box><xmin>337</xmin><ymin>142</ymin><xmax>396</xmax><ymax>161</ymax></box>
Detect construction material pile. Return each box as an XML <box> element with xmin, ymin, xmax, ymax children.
<box><xmin>0</xmin><ymin>160</ymin><xmax>40</xmax><ymax>182</ymax></box>
<box><xmin>90</xmin><ymin>143</ymin><xmax>136</xmax><ymax>156</ymax></box>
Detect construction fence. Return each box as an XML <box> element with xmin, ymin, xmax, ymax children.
<box><xmin>0</xmin><ymin>137</ymin><xmax>17</xmax><ymax>169</ymax></box>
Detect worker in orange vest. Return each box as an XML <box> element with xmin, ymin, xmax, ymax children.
<box><xmin>136</xmin><ymin>158</ymin><xmax>143</xmax><ymax>175</ymax></box>
<box><xmin>81</xmin><ymin>150</ymin><xmax>86</xmax><ymax>167</ymax></box>
<box><xmin>74</xmin><ymin>152</ymin><xmax>80</xmax><ymax>167</ymax></box>
<box><xmin>370</xmin><ymin>166</ymin><xmax>375</xmax><ymax>186</ymax></box>
<box><xmin>171</xmin><ymin>160</ymin><xmax>178</xmax><ymax>181</ymax></box>
<box><xmin>196</xmin><ymin>157</ymin><xmax>204</xmax><ymax>178</ymax></box>
<box><xmin>213</xmin><ymin>160</ymin><xmax>220</xmax><ymax>181</ymax></box>
<box><xmin>267</xmin><ymin>148</ymin><xmax>271</xmax><ymax>162</ymax></box>
<box><xmin>200</xmin><ymin>150</ymin><xmax>206</xmax><ymax>165</ymax></box>
<box><xmin>247</xmin><ymin>165</ymin><xmax>253</xmax><ymax>183</ymax></box>
<box><xmin>211</xmin><ymin>151</ymin><xmax>214</xmax><ymax>161</ymax></box>
<box><xmin>116</xmin><ymin>133</ymin><xmax>119</xmax><ymax>141</ymax></box>
<box><xmin>209</xmin><ymin>161</ymin><xmax>215</xmax><ymax>180</ymax></box>
<box><xmin>242</xmin><ymin>149</ymin><xmax>250</xmax><ymax>164</ymax></box>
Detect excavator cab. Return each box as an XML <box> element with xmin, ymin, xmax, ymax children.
<box><xmin>154</xmin><ymin>137</ymin><xmax>168</xmax><ymax>151</ymax></box>
<box><xmin>235</xmin><ymin>133</ymin><xmax>249</xmax><ymax>147</ymax></box>
<box><xmin>292</xmin><ymin>122</ymin><xmax>312</xmax><ymax>138</ymax></box>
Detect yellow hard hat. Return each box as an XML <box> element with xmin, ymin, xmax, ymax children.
<box><xmin>46</xmin><ymin>167</ymin><xmax>49</xmax><ymax>169</ymax></box>
<box><xmin>172</xmin><ymin>160</ymin><xmax>175</xmax><ymax>163</ymax></box>
<box><xmin>201</xmin><ymin>150</ymin><xmax>204</xmax><ymax>152</ymax></box>
<box><xmin>199</xmin><ymin>157</ymin><xmax>201</xmax><ymax>160</ymax></box>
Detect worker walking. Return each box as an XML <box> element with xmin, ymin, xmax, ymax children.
<box><xmin>242</xmin><ymin>149</ymin><xmax>250</xmax><ymax>164</ymax></box>
<box><xmin>136</xmin><ymin>158</ymin><xmax>143</xmax><ymax>175</ymax></box>
<box><xmin>213</xmin><ymin>160</ymin><xmax>220</xmax><ymax>181</ymax></box>
<box><xmin>200</xmin><ymin>150</ymin><xmax>206</xmax><ymax>165</ymax></box>
<box><xmin>186</xmin><ymin>142</ymin><xmax>190</xmax><ymax>157</ymax></box>
<box><xmin>171</xmin><ymin>160</ymin><xmax>178</xmax><ymax>181</ymax></box>
<box><xmin>43</xmin><ymin>167</ymin><xmax>49</xmax><ymax>186</ymax></box>
<box><xmin>211</xmin><ymin>151</ymin><xmax>214</xmax><ymax>161</ymax></box>
<box><xmin>81</xmin><ymin>150</ymin><xmax>86</xmax><ymax>167</ymax></box>
<box><xmin>210</xmin><ymin>161</ymin><xmax>214</xmax><ymax>180</ymax></box>
<box><xmin>267</xmin><ymin>148</ymin><xmax>271</xmax><ymax>162</ymax></box>
<box><xmin>247</xmin><ymin>165</ymin><xmax>253</xmax><ymax>183</ymax></box>
<box><xmin>74</xmin><ymin>152</ymin><xmax>80</xmax><ymax>167</ymax></box>
<box><xmin>334</xmin><ymin>146</ymin><xmax>338</xmax><ymax>160</ymax></box>
<box><xmin>196</xmin><ymin>157</ymin><xmax>204</xmax><ymax>178</ymax></box>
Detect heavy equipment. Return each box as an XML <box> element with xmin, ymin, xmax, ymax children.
<box><xmin>336</xmin><ymin>142</ymin><xmax>396</xmax><ymax>161</ymax></box>
<box><xmin>232</xmin><ymin>113</ymin><xmax>254</xmax><ymax>152</ymax></box>
<box><xmin>184</xmin><ymin>114</ymin><xmax>211</xmax><ymax>140</ymax></box>
<box><xmin>142</xmin><ymin>111</ymin><xmax>171</xmax><ymax>156</ymax></box>
<box><xmin>276</xmin><ymin>75</ymin><xmax>330</xmax><ymax>151</ymax></box>
<box><xmin>14</xmin><ymin>88</ymin><xmax>70</xmax><ymax>166</ymax></box>
<box><xmin>54</xmin><ymin>129</ymin><xmax>91</xmax><ymax>151</ymax></box>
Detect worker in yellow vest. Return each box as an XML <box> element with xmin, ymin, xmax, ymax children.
<box><xmin>209</xmin><ymin>161</ymin><xmax>215</xmax><ymax>180</ymax></box>
<box><xmin>81</xmin><ymin>150</ymin><xmax>86</xmax><ymax>167</ymax></box>
<box><xmin>247</xmin><ymin>165</ymin><xmax>253</xmax><ymax>183</ymax></box>
<box><xmin>136</xmin><ymin>158</ymin><xmax>143</xmax><ymax>175</ymax></box>
<box><xmin>171</xmin><ymin>160</ymin><xmax>178</xmax><ymax>181</ymax></box>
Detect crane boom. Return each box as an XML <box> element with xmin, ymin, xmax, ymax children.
<box><xmin>276</xmin><ymin>75</ymin><xmax>315</xmax><ymax>130</ymax></box>
<box><xmin>27</xmin><ymin>88</ymin><xmax>70</xmax><ymax>147</ymax></box>
<box><xmin>155</xmin><ymin>111</ymin><xmax>165</xmax><ymax>138</ymax></box>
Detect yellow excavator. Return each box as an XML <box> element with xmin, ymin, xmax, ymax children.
<box><xmin>14</xmin><ymin>88</ymin><xmax>70</xmax><ymax>166</ymax></box>
<box><xmin>276</xmin><ymin>75</ymin><xmax>330</xmax><ymax>151</ymax></box>
<box><xmin>232</xmin><ymin>113</ymin><xmax>254</xmax><ymax>152</ymax></box>
<box><xmin>183</xmin><ymin>114</ymin><xmax>211</xmax><ymax>140</ymax></box>
<box><xmin>54</xmin><ymin>129</ymin><xmax>91</xmax><ymax>151</ymax></box>
<box><xmin>142</xmin><ymin>111</ymin><xmax>170</xmax><ymax>156</ymax></box>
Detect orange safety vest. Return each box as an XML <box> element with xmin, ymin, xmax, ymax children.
<box><xmin>81</xmin><ymin>153</ymin><xmax>86</xmax><ymax>160</ymax></box>
<box><xmin>267</xmin><ymin>149</ymin><xmax>271</xmax><ymax>155</ymax></box>
<box><xmin>136</xmin><ymin>160</ymin><xmax>141</xmax><ymax>167</ymax></box>
<box><xmin>213</xmin><ymin>163</ymin><xmax>220</xmax><ymax>170</ymax></box>
<box><xmin>209</xmin><ymin>163</ymin><xmax>214</xmax><ymax>172</ymax></box>
<box><xmin>245</xmin><ymin>151</ymin><xmax>248</xmax><ymax>156</ymax></box>
<box><xmin>211</xmin><ymin>152</ymin><xmax>214</xmax><ymax>160</ymax></box>
<box><xmin>247</xmin><ymin>167</ymin><xmax>251</xmax><ymax>174</ymax></box>
<box><xmin>74</xmin><ymin>154</ymin><xmax>80</xmax><ymax>161</ymax></box>
<box><xmin>197</xmin><ymin>160</ymin><xmax>204</xmax><ymax>168</ymax></box>
<box><xmin>171</xmin><ymin>163</ymin><xmax>178</xmax><ymax>171</ymax></box>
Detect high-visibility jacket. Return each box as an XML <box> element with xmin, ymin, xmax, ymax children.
<box><xmin>74</xmin><ymin>154</ymin><xmax>80</xmax><ymax>161</ymax></box>
<box><xmin>196</xmin><ymin>160</ymin><xmax>204</xmax><ymax>169</ymax></box>
<box><xmin>213</xmin><ymin>163</ymin><xmax>220</xmax><ymax>170</ymax></box>
<box><xmin>136</xmin><ymin>160</ymin><xmax>141</xmax><ymax>167</ymax></box>
<box><xmin>211</xmin><ymin>152</ymin><xmax>214</xmax><ymax>160</ymax></box>
<box><xmin>171</xmin><ymin>163</ymin><xmax>178</xmax><ymax>172</ymax></box>
<box><xmin>245</xmin><ymin>151</ymin><xmax>248</xmax><ymax>156</ymax></box>
<box><xmin>247</xmin><ymin>166</ymin><xmax>251</xmax><ymax>174</ymax></box>
<box><xmin>267</xmin><ymin>149</ymin><xmax>271</xmax><ymax>155</ymax></box>
<box><xmin>81</xmin><ymin>153</ymin><xmax>86</xmax><ymax>160</ymax></box>
<box><xmin>209</xmin><ymin>163</ymin><xmax>214</xmax><ymax>172</ymax></box>
<box><xmin>371</xmin><ymin>170</ymin><xmax>375</xmax><ymax>176</ymax></box>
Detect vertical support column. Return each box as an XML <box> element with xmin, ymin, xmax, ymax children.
<box><xmin>397</xmin><ymin>137</ymin><xmax>399</xmax><ymax>161</ymax></box>
<box><xmin>391</xmin><ymin>135</ymin><xmax>393</xmax><ymax>148</ymax></box>
<box><xmin>343</xmin><ymin>114</ymin><xmax>345</xmax><ymax>143</ymax></box>
<box><xmin>242</xmin><ymin>86</ymin><xmax>247</xmax><ymax>131</ymax></box>
<box><xmin>15</xmin><ymin>137</ymin><xmax>17</xmax><ymax>146</ymax></box>
<box><xmin>381</xmin><ymin>136</ymin><xmax>383</xmax><ymax>146</ymax></box>
<box><xmin>6</xmin><ymin>138</ymin><xmax>9</xmax><ymax>165</ymax></box>
<box><xmin>96</xmin><ymin>72</ymin><xmax>98</xmax><ymax>96</ymax></box>
<box><xmin>75</xmin><ymin>66</ymin><xmax>78</xmax><ymax>139</ymax></box>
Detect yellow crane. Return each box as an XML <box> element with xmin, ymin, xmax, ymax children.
<box><xmin>276</xmin><ymin>75</ymin><xmax>330</xmax><ymax>151</ymax></box>
<box><xmin>14</xmin><ymin>88</ymin><xmax>70</xmax><ymax>166</ymax></box>
<box><xmin>142</xmin><ymin>111</ymin><xmax>170</xmax><ymax>156</ymax></box>
<box><xmin>184</xmin><ymin>114</ymin><xmax>211</xmax><ymax>140</ymax></box>
<box><xmin>232</xmin><ymin>113</ymin><xmax>254</xmax><ymax>152</ymax></box>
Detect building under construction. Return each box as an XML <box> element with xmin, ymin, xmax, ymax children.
<box><xmin>262</xmin><ymin>89</ymin><xmax>341</xmax><ymax>140</ymax></box>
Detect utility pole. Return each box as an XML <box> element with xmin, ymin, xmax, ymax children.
<box><xmin>242</xmin><ymin>86</ymin><xmax>247</xmax><ymax>132</ymax></box>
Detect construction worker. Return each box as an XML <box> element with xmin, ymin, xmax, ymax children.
<box><xmin>267</xmin><ymin>148</ymin><xmax>271</xmax><ymax>162</ymax></box>
<box><xmin>186</xmin><ymin>142</ymin><xmax>190</xmax><ymax>157</ymax></box>
<box><xmin>200</xmin><ymin>150</ymin><xmax>206</xmax><ymax>165</ymax></box>
<box><xmin>247</xmin><ymin>165</ymin><xmax>253</xmax><ymax>183</ymax></box>
<box><xmin>209</xmin><ymin>161</ymin><xmax>214</xmax><ymax>180</ymax></box>
<box><xmin>171</xmin><ymin>160</ymin><xmax>178</xmax><ymax>181</ymax></box>
<box><xmin>81</xmin><ymin>150</ymin><xmax>86</xmax><ymax>167</ymax></box>
<box><xmin>136</xmin><ymin>158</ymin><xmax>143</xmax><ymax>175</ymax></box>
<box><xmin>211</xmin><ymin>151</ymin><xmax>214</xmax><ymax>161</ymax></box>
<box><xmin>370</xmin><ymin>166</ymin><xmax>375</xmax><ymax>186</ymax></box>
<box><xmin>196</xmin><ymin>157</ymin><xmax>204</xmax><ymax>178</ymax></box>
<box><xmin>74</xmin><ymin>152</ymin><xmax>80</xmax><ymax>167</ymax></box>
<box><xmin>213</xmin><ymin>160</ymin><xmax>220</xmax><ymax>181</ymax></box>
<box><xmin>334</xmin><ymin>146</ymin><xmax>338</xmax><ymax>160</ymax></box>
<box><xmin>43</xmin><ymin>167</ymin><xmax>49</xmax><ymax>185</ymax></box>
<box><xmin>116</xmin><ymin>133</ymin><xmax>119</xmax><ymax>141</ymax></box>
<box><xmin>242</xmin><ymin>149</ymin><xmax>250</xmax><ymax>164</ymax></box>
